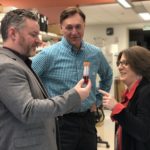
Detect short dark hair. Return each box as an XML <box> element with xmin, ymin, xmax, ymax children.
<box><xmin>0</xmin><ymin>9</ymin><xmax>38</xmax><ymax>41</ymax></box>
<box><xmin>60</xmin><ymin>7</ymin><xmax>86</xmax><ymax>24</ymax></box>
<box><xmin>117</xmin><ymin>46</ymin><xmax>150</xmax><ymax>81</ymax></box>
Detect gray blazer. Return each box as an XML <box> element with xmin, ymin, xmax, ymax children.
<box><xmin>0</xmin><ymin>48</ymin><xmax>81</xmax><ymax>150</ymax></box>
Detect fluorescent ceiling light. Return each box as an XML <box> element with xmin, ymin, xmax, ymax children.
<box><xmin>0</xmin><ymin>13</ymin><xmax>5</xmax><ymax>22</ymax></box>
<box><xmin>139</xmin><ymin>12</ymin><xmax>150</xmax><ymax>21</ymax></box>
<box><xmin>117</xmin><ymin>0</ymin><xmax>132</xmax><ymax>8</ymax></box>
<box><xmin>143</xmin><ymin>25</ymin><xmax>150</xmax><ymax>31</ymax></box>
<box><xmin>3</xmin><ymin>6</ymin><xmax>17</xmax><ymax>13</ymax></box>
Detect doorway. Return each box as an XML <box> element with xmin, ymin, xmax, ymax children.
<box><xmin>129</xmin><ymin>29</ymin><xmax>150</xmax><ymax>50</ymax></box>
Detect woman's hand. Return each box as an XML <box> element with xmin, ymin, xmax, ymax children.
<box><xmin>99</xmin><ymin>89</ymin><xmax>118</xmax><ymax>110</ymax></box>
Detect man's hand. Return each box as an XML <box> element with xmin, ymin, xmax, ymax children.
<box><xmin>74</xmin><ymin>79</ymin><xmax>91</xmax><ymax>101</ymax></box>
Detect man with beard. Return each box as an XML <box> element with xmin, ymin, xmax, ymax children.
<box><xmin>0</xmin><ymin>9</ymin><xmax>91</xmax><ymax>150</ymax></box>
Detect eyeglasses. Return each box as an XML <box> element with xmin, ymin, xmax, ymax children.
<box><xmin>65</xmin><ymin>24</ymin><xmax>82</xmax><ymax>32</ymax></box>
<box><xmin>116</xmin><ymin>60</ymin><xmax>129</xmax><ymax>66</ymax></box>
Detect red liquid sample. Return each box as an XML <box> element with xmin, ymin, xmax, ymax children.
<box><xmin>83</xmin><ymin>75</ymin><xmax>89</xmax><ymax>84</ymax></box>
<box><xmin>83</xmin><ymin>61</ymin><xmax>90</xmax><ymax>85</ymax></box>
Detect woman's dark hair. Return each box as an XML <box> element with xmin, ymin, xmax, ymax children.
<box><xmin>60</xmin><ymin>7</ymin><xmax>86</xmax><ymax>24</ymax></box>
<box><xmin>117</xmin><ymin>46</ymin><xmax>150</xmax><ymax>81</ymax></box>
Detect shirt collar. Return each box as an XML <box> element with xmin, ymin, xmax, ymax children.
<box><xmin>125</xmin><ymin>79</ymin><xmax>141</xmax><ymax>100</ymax></box>
<box><xmin>3</xmin><ymin>46</ymin><xmax>27</xmax><ymax>60</ymax></box>
<box><xmin>62</xmin><ymin>37</ymin><xmax>85</xmax><ymax>53</ymax></box>
<box><xmin>3</xmin><ymin>46</ymin><xmax>32</xmax><ymax>68</ymax></box>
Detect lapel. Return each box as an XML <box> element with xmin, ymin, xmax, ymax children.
<box><xmin>0</xmin><ymin>47</ymin><xmax>48</xmax><ymax>98</ymax></box>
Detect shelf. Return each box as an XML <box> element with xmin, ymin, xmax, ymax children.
<box><xmin>40</xmin><ymin>31</ymin><xmax>61</xmax><ymax>42</ymax></box>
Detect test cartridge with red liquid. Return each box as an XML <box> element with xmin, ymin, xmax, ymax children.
<box><xmin>83</xmin><ymin>61</ymin><xmax>90</xmax><ymax>84</ymax></box>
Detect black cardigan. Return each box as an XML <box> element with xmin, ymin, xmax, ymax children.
<box><xmin>113</xmin><ymin>78</ymin><xmax>150</xmax><ymax>150</ymax></box>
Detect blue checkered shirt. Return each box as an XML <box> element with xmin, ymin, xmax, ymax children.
<box><xmin>32</xmin><ymin>37</ymin><xmax>112</xmax><ymax>112</ymax></box>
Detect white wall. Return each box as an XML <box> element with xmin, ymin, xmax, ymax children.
<box><xmin>84</xmin><ymin>22</ymin><xmax>150</xmax><ymax>74</ymax></box>
<box><xmin>84</xmin><ymin>22</ymin><xmax>150</xmax><ymax>95</ymax></box>
<box><xmin>84</xmin><ymin>22</ymin><xmax>150</xmax><ymax>52</ymax></box>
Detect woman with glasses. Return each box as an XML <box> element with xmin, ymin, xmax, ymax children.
<box><xmin>100</xmin><ymin>46</ymin><xmax>150</xmax><ymax>150</ymax></box>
